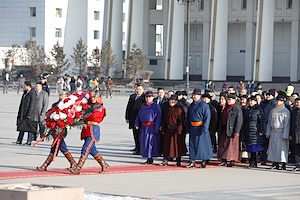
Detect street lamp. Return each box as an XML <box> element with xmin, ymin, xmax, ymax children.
<box><xmin>177</xmin><ymin>0</ymin><xmax>200</xmax><ymax>95</ymax></box>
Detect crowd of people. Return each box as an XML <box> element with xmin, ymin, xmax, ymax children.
<box><xmin>126</xmin><ymin>81</ymin><xmax>300</xmax><ymax>171</ymax></box>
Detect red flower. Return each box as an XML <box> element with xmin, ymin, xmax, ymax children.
<box><xmin>57</xmin><ymin>119</ymin><xmax>66</xmax><ymax>128</ymax></box>
<box><xmin>66</xmin><ymin>117</ymin><xmax>74</xmax><ymax>126</ymax></box>
<box><xmin>75</xmin><ymin>111</ymin><xmax>83</xmax><ymax>119</ymax></box>
<box><xmin>63</xmin><ymin>98</ymin><xmax>71</xmax><ymax>103</ymax></box>
<box><xmin>61</xmin><ymin>108</ymin><xmax>69</xmax><ymax>114</ymax></box>
<box><xmin>81</xmin><ymin>103</ymin><xmax>89</xmax><ymax>110</ymax></box>
<box><xmin>46</xmin><ymin>120</ymin><xmax>56</xmax><ymax>130</ymax></box>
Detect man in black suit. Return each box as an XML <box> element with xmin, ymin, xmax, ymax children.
<box><xmin>153</xmin><ymin>87</ymin><xmax>168</xmax><ymax>155</ymax></box>
<box><xmin>125</xmin><ymin>84</ymin><xmax>145</xmax><ymax>155</ymax></box>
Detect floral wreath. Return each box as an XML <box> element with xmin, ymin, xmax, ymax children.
<box><xmin>34</xmin><ymin>90</ymin><xmax>92</xmax><ymax>160</ymax></box>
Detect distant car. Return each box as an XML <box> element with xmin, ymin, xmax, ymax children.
<box><xmin>11</xmin><ymin>68</ymin><xmax>33</xmax><ymax>81</ymax></box>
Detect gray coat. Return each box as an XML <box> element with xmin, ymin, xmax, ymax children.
<box><xmin>33</xmin><ymin>90</ymin><xmax>49</xmax><ymax>123</ymax></box>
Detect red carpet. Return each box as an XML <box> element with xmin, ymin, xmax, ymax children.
<box><xmin>0</xmin><ymin>161</ymin><xmax>249</xmax><ymax>180</ymax></box>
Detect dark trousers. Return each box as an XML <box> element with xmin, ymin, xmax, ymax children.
<box><xmin>133</xmin><ymin>127</ymin><xmax>140</xmax><ymax>152</ymax></box>
<box><xmin>17</xmin><ymin>131</ymin><xmax>33</xmax><ymax>143</ymax></box>
<box><xmin>33</xmin><ymin>124</ymin><xmax>46</xmax><ymax>140</ymax></box>
<box><xmin>250</xmin><ymin>152</ymin><xmax>257</xmax><ymax>162</ymax></box>
<box><xmin>294</xmin><ymin>143</ymin><xmax>300</xmax><ymax>167</ymax></box>
<box><xmin>159</xmin><ymin>132</ymin><xmax>164</xmax><ymax>156</ymax></box>
<box><xmin>261</xmin><ymin>135</ymin><xmax>269</xmax><ymax>162</ymax></box>
<box><xmin>210</xmin><ymin>132</ymin><xmax>217</xmax><ymax>150</ymax></box>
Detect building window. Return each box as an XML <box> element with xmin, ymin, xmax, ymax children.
<box><xmin>94</xmin><ymin>30</ymin><xmax>99</xmax><ymax>39</ymax></box>
<box><xmin>122</xmin><ymin>32</ymin><xmax>125</xmax><ymax>41</ymax></box>
<box><xmin>56</xmin><ymin>8</ymin><xmax>62</xmax><ymax>17</ymax></box>
<box><xmin>30</xmin><ymin>7</ymin><xmax>36</xmax><ymax>17</ymax></box>
<box><xmin>198</xmin><ymin>0</ymin><xmax>204</xmax><ymax>10</ymax></box>
<box><xmin>287</xmin><ymin>0</ymin><xmax>293</xmax><ymax>9</ymax></box>
<box><xmin>29</xmin><ymin>27</ymin><xmax>36</xmax><ymax>37</ymax></box>
<box><xmin>242</xmin><ymin>0</ymin><xmax>247</xmax><ymax>9</ymax></box>
<box><xmin>55</xmin><ymin>28</ymin><xmax>62</xmax><ymax>37</ymax></box>
<box><xmin>156</xmin><ymin>0</ymin><xmax>162</xmax><ymax>10</ymax></box>
<box><xmin>94</xmin><ymin>11</ymin><xmax>100</xmax><ymax>20</ymax></box>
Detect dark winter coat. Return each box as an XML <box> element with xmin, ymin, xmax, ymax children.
<box><xmin>290</xmin><ymin>107</ymin><xmax>300</xmax><ymax>144</ymax></box>
<box><xmin>125</xmin><ymin>93</ymin><xmax>146</xmax><ymax>129</ymax></box>
<box><xmin>243</xmin><ymin>105</ymin><xmax>264</xmax><ymax>146</ymax></box>
<box><xmin>223</xmin><ymin>105</ymin><xmax>243</xmax><ymax>137</ymax></box>
<box><xmin>17</xmin><ymin>89</ymin><xmax>36</xmax><ymax>120</ymax></box>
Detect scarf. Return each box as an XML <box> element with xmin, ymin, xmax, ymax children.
<box><xmin>271</xmin><ymin>104</ymin><xmax>285</xmax><ymax>129</ymax></box>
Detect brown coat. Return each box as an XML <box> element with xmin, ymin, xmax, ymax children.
<box><xmin>161</xmin><ymin>104</ymin><xmax>186</xmax><ymax>158</ymax></box>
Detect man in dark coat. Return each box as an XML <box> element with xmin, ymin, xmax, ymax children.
<box><xmin>125</xmin><ymin>84</ymin><xmax>145</xmax><ymax>155</ymax></box>
<box><xmin>290</xmin><ymin>97</ymin><xmax>300</xmax><ymax>171</ymax></box>
<box><xmin>14</xmin><ymin>81</ymin><xmax>36</xmax><ymax>145</ymax></box>
<box><xmin>201</xmin><ymin>93</ymin><xmax>218</xmax><ymax>153</ymax></box>
<box><xmin>153</xmin><ymin>87</ymin><xmax>168</xmax><ymax>155</ymax></box>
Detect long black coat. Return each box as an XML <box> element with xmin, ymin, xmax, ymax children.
<box><xmin>125</xmin><ymin>93</ymin><xmax>145</xmax><ymax>129</ymax></box>
<box><xmin>17</xmin><ymin>89</ymin><xmax>36</xmax><ymax>120</ymax></box>
<box><xmin>222</xmin><ymin>105</ymin><xmax>243</xmax><ymax>137</ymax></box>
<box><xmin>290</xmin><ymin>107</ymin><xmax>300</xmax><ymax>144</ymax></box>
<box><xmin>242</xmin><ymin>105</ymin><xmax>264</xmax><ymax>146</ymax></box>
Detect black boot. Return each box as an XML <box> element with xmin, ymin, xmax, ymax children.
<box><xmin>271</xmin><ymin>162</ymin><xmax>279</xmax><ymax>170</ymax></box>
<box><xmin>175</xmin><ymin>157</ymin><xmax>181</xmax><ymax>166</ymax></box>
<box><xmin>186</xmin><ymin>160</ymin><xmax>195</xmax><ymax>168</ymax></box>
<box><xmin>219</xmin><ymin>159</ymin><xmax>227</xmax><ymax>166</ymax></box>
<box><xmin>281</xmin><ymin>162</ymin><xmax>286</xmax><ymax>170</ymax></box>
<box><xmin>159</xmin><ymin>158</ymin><xmax>168</xmax><ymax>166</ymax></box>
<box><xmin>144</xmin><ymin>158</ymin><xmax>153</xmax><ymax>164</ymax></box>
<box><xmin>201</xmin><ymin>160</ymin><xmax>209</xmax><ymax>168</ymax></box>
<box><xmin>227</xmin><ymin>160</ymin><xmax>235</xmax><ymax>167</ymax></box>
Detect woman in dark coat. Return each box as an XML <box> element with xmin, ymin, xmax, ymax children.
<box><xmin>242</xmin><ymin>96</ymin><xmax>264</xmax><ymax>168</ymax></box>
<box><xmin>160</xmin><ymin>94</ymin><xmax>186</xmax><ymax>166</ymax></box>
<box><xmin>217</xmin><ymin>93</ymin><xmax>243</xmax><ymax>167</ymax></box>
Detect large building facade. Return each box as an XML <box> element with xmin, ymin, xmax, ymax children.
<box><xmin>0</xmin><ymin>0</ymin><xmax>299</xmax><ymax>82</ymax></box>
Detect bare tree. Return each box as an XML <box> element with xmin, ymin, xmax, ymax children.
<box><xmin>70</xmin><ymin>38</ymin><xmax>88</xmax><ymax>76</ymax></box>
<box><xmin>24</xmin><ymin>39</ymin><xmax>49</xmax><ymax>78</ymax></box>
<box><xmin>99</xmin><ymin>40</ymin><xmax>118</xmax><ymax>77</ymax></box>
<box><xmin>51</xmin><ymin>41</ymin><xmax>68</xmax><ymax>77</ymax></box>
<box><xmin>124</xmin><ymin>43</ymin><xmax>146</xmax><ymax>83</ymax></box>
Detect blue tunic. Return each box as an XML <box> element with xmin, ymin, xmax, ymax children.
<box><xmin>186</xmin><ymin>99</ymin><xmax>213</xmax><ymax>160</ymax></box>
<box><xmin>135</xmin><ymin>102</ymin><xmax>162</xmax><ymax>158</ymax></box>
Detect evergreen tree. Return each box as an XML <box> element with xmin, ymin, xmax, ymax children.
<box><xmin>124</xmin><ymin>43</ymin><xmax>146</xmax><ymax>83</ymax></box>
<box><xmin>99</xmin><ymin>40</ymin><xmax>118</xmax><ymax>77</ymax></box>
<box><xmin>51</xmin><ymin>41</ymin><xmax>68</xmax><ymax>77</ymax></box>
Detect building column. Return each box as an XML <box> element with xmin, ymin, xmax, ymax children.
<box><xmin>202</xmin><ymin>0</ymin><xmax>211</xmax><ymax>81</ymax></box>
<box><xmin>244</xmin><ymin>0</ymin><xmax>255</xmax><ymax>81</ymax></box>
<box><xmin>253</xmin><ymin>0</ymin><xmax>274</xmax><ymax>82</ymax></box>
<box><xmin>126</xmin><ymin>0</ymin><xmax>144</xmax><ymax>52</ymax></box>
<box><xmin>165</xmin><ymin>1</ymin><xmax>184</xmax><ymax>80</ymax></box>
<box><xmin>208</xmin><ymin>0</ymin><xmax>228</xmax><ymax>81</ymax></box>
<box><xmin>290</xmin><ymin>0</ymin><xmax>300</xmax><ymax>82</ymax></box>
<box><xmin>104</xmin><ymin>0</ymin><xmax>123</xmax><ymax>75</ymax></box>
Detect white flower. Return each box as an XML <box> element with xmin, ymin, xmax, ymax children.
<box><xmin>76</xmin><ymin>105</ymin><xmax>82</xmax><ymax>112</ymax></box>
<box><xmin>59</xmin><ymin>112</ymin><xmax>67</xmax><ymax>120</ymax></box>
<box><xmin>50</xmin><ymin>113</ymin><xmax>60</xmax><ymax>121</ymax></box>
<box><xmin>57</xmin><ymin>101</ymin><xmax>65</xmax><ymax>110</ymax></box>
<box><xmin>85</xmin><ymin>93</ymin><xmax>90</xmax><ymax>99</ymax></box>
<box><xmin>82</xmin><ymin>98</ymin><xmax>88</xmax><ymax>104</ymax></box>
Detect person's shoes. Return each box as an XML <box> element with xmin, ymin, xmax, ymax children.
<box><xmin>201</xmin><ymin>160</ymin><xmax>209</xmax><ymax>168</ymax></box>
<box><xmin>293</xmin><ymin>167</ymin><xmax>300</xmax><ymax>171</ymax></box>
<box><xmin>167</xmin><ymin>158</ymin><xmax>174</xmax><ymax>161</ymax></box>
<box><xmin>227</xmin><ymin>160</ymin><xmax>235</xmax><ymax>167</ymax></box>
<box><xmin>13</xmin><ymin>141</ymin><xmax>22</xmax><ymax>145</ymax></box>
<box><xmin>241</xmin><ymin>158</ymin><xmax>247</xmax><ymax>163</ymax></box>
<box><xmin>175</xmin><ymin>161</ymin><xmax>181</xmax><ymax>167</ymax></box>
<box><xmin>23</xmin><ymin>142</ymin><xmax>31</xmax><ymax>146</ymax></box>
<box><xmin>144</xmin><ymin>158</ymin><xmax>153</xmax><ymax>164</ymax></box>
<box><xmin>213</xmin><ymin>148</ymin><xmax>218</xmax><ymax>153</ymax></box>
<box><xmin>219</xmin><ymin>159</ymin><xmax>227</xmax><ymax>166</ymax></box>
<box><xmin>132</xmin><ymin>151</ymin><xmax>140</xmax><ymax>155</ymax></box>
<box><xmin>159</xmin><ymin>160</ymin><xmax>168</xmax><ymax>166</ymax></box>
<box><xmin>261</xmin><ymin>161</ymin><xmax>267</xmax><ymax>165</ymax></box>
<box><xmin>248</xmin><ymin>161</ymin><xmax>256</xmax><ymax>168</ymax></box>
<box><xmin>130</xmin><ymin>148</ymin><xmax>137</xmax><ymax>152</ymax></box>
<box><xmin>271</xmin><ymin>162</ymin><xmax>280</xmax><ymax>170</ymax></box>
<box><xmin>281</xmin><ymin>163</ymin><xmax>286</xmax><ymax>170</ymax></box>
<box><xmin>186</xmin><ymin>161</ymin><xmax>195</xmax><ymax>168</ymax></box>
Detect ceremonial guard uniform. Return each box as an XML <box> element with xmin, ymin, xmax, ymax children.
<box><xmin>37</xmin><ymin>90</ymin><xmax>76</xmax><ymax>171</ymax></box>
<box><xmin>71</xmin><ymin>91</ymin><xmax>108</xmax><ymax>174</ymax></box>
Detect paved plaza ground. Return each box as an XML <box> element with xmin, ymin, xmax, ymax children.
<box><xmin>0</xmin><ymin>88</ymin><xmax>299</xmax><ymax>200</ymax></box>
